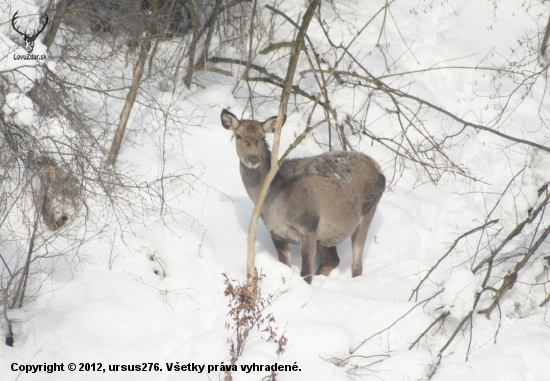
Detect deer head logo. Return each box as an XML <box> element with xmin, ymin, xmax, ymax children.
<box><xmin>11</xmin><ymin>11</ymin><xmax>49</xmax><ymax>54</ymax></box>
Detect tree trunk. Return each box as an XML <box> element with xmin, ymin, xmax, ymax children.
<box><xmin>105</xmin><ymin>37</ymin><xmax>152</xmax><ymax>166</ymax></box>
<box><xmin>183</xmin><ymin>0</ymin><xmax>198</xmax><ymax>88</ymax></box>
<box><xmin>246</xmin><ymin>0</ymin><xmax>320</xmax><ymax>284</ymax></box>
<box><xmin>195</xmin><ymin>0</ymin><xmax>223</xmax><ymax>68</ymax></box>
<box><xmin>43</xmin><ymin>0</ymin><xmax>69</xmax><ymax>49</ymax></box>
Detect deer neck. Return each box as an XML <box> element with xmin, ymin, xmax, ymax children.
<box><xmin>239</xmin><ymin>142</ymin><xmax>272</xmax><ymax>204</ymax></box>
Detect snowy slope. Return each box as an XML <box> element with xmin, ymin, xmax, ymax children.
<box><xmin>1</xmin><ymin>1</ymin><xmax>550</xmax><ymax>381</ymax></box>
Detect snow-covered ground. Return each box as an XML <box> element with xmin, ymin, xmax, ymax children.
<box><xmin>1</xmin><ymin>1</ymin><xmax>550</xmax><ymax>380</ymax></box>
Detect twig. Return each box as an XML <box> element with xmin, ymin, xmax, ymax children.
<box><xmin>478</xmin><ymin>224</ymin><xmax>550</xmax><ymax>318</ymax></box>
<box><xmin>350</xmin><ymin>290</ymin><xmax>443</xmax><ymax>354</ymax></box>
<box><xmin>409</xmin><ymin>219</ymin><xmax>499</xmax><ymax>301</ymax></box>
<box><xmin>473</xmin><ymin>190</ymin><xmax>550</xmax><ymax>274</ymax></box>
<box><xmin>408</xmin><ymin>311</ymin><xmax>449</xmax><ymax>350</ymax></box>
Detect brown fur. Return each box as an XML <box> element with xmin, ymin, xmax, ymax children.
<box><xmin>221</xmin><ymin>109</ymin><xmax>385</xmax><ymax>284</ymax></box>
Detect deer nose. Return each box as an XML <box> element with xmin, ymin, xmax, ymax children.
<box><xmin>249</xmin><ymin>156</ymin><xmax>260</xmax><ymax>165</ymax></box>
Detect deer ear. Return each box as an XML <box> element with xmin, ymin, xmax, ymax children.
<box><xmin>221</xmin><ymin>109</ymin><xmax>240</xmax><ymax>131</ymax></box>
<box><xmin>262</xmin><ymin>114</ymin><xmax>286</xmax><ymax>134</ymax></box>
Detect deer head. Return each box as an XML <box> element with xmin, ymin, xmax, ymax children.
<box><xmin>12</xmin><ymin>11</ymin><xmax>49</xmax><ymax>54</ymax></box>
<box><xmin>220</xmin><ymin>109</ymin><xmax>285</xmax><ymax>168</ymax></box>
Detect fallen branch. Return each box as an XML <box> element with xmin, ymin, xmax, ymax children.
<box><xmin>478</xmin><ymin>224</ymin><xmax>550</xmax><ymax>318</ymax></box>
<box><xmin>409</xmin><ymin>219</ymin><xmax>499</xmax><ymax>302</ymax></box>
<box><xmin>350</xmin><ymin>289</ymin><xmax>443</xmax><ymax>355</ymax></box>
<box><xmin>408</xmin><ymin>311</ymin><xmax>449</xmax><ymax>350</ymax></box>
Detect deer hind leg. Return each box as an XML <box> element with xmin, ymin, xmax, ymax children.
<box><xmin>316</xmin><ymin>244</ymin><xmax>339</xmax><ymax>276</ymax></box>
<box><xmin>350</xmin><ymin>215</ymin><xmax>372</xmax><ymax>277</ymax></box>
<box><xmin>272</xmin><ymin>239</ymin><xmax>292</xmax><ymax>267</ymax></box>
<box><xmin>351</xmin><ymin>195</ymin><xmax>383</xmax><ymax>277</ymax></box>
<box><xmin>300</xmin><ymin>233</ymin><xmax>317</xmax><ymax>284</ymax></box>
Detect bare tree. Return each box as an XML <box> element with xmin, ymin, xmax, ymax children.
<box><xmin>1</xmin><ymin>0</ymin><xmax>202</xmax><ymax>346</ymax></box>
<box><xmin>245</xmin><ymin>0</ymin><xmax>320</xmax><ymax>284</ymax></box>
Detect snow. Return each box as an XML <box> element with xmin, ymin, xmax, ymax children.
<box><xmin>1</xmin><ymin>0</ymin><xmax>550</xmax><ymax>381</ymax></box>
<box><xmin>3</xmin><ymin>92</ymin><xmax>34</xmax><ymax>121</ymax></box>
<box><xmin>441</xmin><ymin>267</ymin><xmax>478</xmax><ymax>320</ymax></box>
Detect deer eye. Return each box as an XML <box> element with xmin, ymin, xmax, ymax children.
<box><xmin>235</xmin><ymin>134</ymin><xmax>242</xmax><ymax>139</ymax></box>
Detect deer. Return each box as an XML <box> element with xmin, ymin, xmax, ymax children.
<box><xmin>221</xmin><ymin>109</ymin><xmax>385</xmax><ymax>284</ymax></box>
<box><xmin>11</xmin><ymin>11</ymin><xmax>49</xmax><ymax>54</ymax></box>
